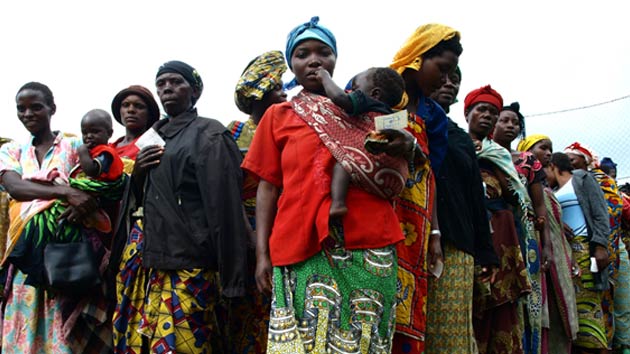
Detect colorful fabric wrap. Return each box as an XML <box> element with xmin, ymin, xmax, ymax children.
<box><xmin>234</xmin><ymin>50</ymin><xmax>287</xmax><ymax>114</ymax></box>
<box><xmin>291</xmin><ymin>90</ymin><xmax>409</xmax><ymax>200</ymax></box>
<box><xmin>517</xmin><ymin>134</ymin><xmax>550</xmax><ymax>152</ymax></box>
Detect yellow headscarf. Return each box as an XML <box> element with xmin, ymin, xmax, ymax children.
<box><xmin>390</xmin><ymin>23</ymin><xmax>460</xmax><ymax>75</ymax></box>
<box><xmin>516</xmin><ymin>134</ymin><xmax>550</xmax><ymax>152</ymax></box>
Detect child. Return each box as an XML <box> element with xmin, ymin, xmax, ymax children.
<box><xmin>74</xmin><ymin>109</ymin><xmax>125</xmax><ymax>232</ymax></box>
<box><xmin>316</xmin><ymin>67</ymin><xmax>410</xmax><ymax>218</ymax></box>
<box><xmin>78</xmin><ymin>109</ymin><xmax>124</xmax><ymax>182</ymax></box>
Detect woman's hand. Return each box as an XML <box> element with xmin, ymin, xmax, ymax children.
<box><xmin>477</xmin><ymin>265</ymin><xmax>499</xmax><ymax>284</ymax></box>
<box><xmin>378</xmin><ymin>129</ymin><xmax>416</xmax><ymax>158</ymax></box>
<box><xmin>541</xmin><ymin>245</ymin><xmax>553</xmax><ymax>272</ymax></box>
<box><xmin>132</xmin><ymin>145</ymin><xmax>164</xmax><ymax>180</ymax></box>
<box><xmin>593</xmin><ymin>245</ymin><xmax>610</xmax><ymax>272</ymax></box>
<box><xmin>255</xmin><ymin>251</ymin><xmax>273</xmax><ymax>294</ymax></box>
<box><xmin>427</xmin><ymin>232</ymin><xmax>443</xmax><ymax>276</ymax></box>
<box><xmin>58</xmin><ymin>186</ymin><xmax>97</xmax><ymax>222</ymax></box>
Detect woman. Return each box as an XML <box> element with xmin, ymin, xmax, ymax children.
<box><xmin>492</xmin><ymin>102</ymin><xmax>552</xmax><ymax>354</ymax></box>
<box><xmin>546</xmin><ymin>151</ymin><xmax>611</xmax><ymax>353</ymax></box>
<box><xmin>242</xmin><ymin>16</ymin><xmax>415</xmax><ymax>353</ymax></box>
<box><xmin>465</xmin><ymin>85</ymin><xmax>533</xmax><ymax>354</ymax></box>
<box><xmin>109</xmin><ymin>85</ymin><xmax>161</xmax><ymax>172</ymax></box>
<box><xmin>389</xmin><ymin>24</ymin><xmax>491</xmax><ymax>354</ymax></box>
<box><xmin>108</xmin><ymin>85</ymin><xmax>161</xmax><ymax>353</ymax></box>
<box><xmin>0</xmin><ymin>82</ymin><xmax>111</xmax><ymax>353</ymax></box>
<box><xmin>222</xmin><ymin>50</ymin><xmax>287</xmax><ymax>354</ymax></box>
<box><xmin>117</xmin><ymin>60</ymin><xmax>248</xmax><ymax>353</ymax></box>
<box><xmin>516</xmin><ymin>134</ymin><xmax>578</xmax><ymax>353</ymax></box>
<box><xmin>565</xmin><ymin>142</ymin><xmax>630</xmax><ymax>352</ymax></box>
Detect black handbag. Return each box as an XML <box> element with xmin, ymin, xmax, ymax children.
<box><xmin>43</xmin><ymin>219</ymin><xmax>101</xmax><ymax>294</ymax></box>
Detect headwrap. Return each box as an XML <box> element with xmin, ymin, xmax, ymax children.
<box><xmin>564</xmin><ymin>141</ymin><xmax>599</xmax><ymax>169</ymax></box>
<box><xmin>285</xmin><ymin>16</ymin><xmax>337</xmax><ymax>70</ymax></box>
<box><xmin>600</xmin><ymin>157</ymin><xmax>617</xmax><ymax>169</ymax></box>
<box><xmin>516</xmin><ymin>134</ymin><xmax>550</xmax><ymax>152</ymax></box>
<box><xmin>234</xmin><ymin>50</ymin><xmax>287</xmax><ymax>114</ymax></box>
<box><xmin>390</xmin><ymin>23</ymin><xmax>459</xmax><ymax>75</ymax></box>
<box><xmin>502</xmin><ymin>101</ymin><xmax>525</xmax><ymax>137</ymax></box>
<box><xmin>111</xmin><ymin>85</ymin><xmax>161</xmax><ymax>127</ymax></box>
<box><xmin>463</xmin><ymin>85</ymin><xmax>503</xmax><ymax>115</ymax></box>
<box><xmin>156</xmin><ymin>60</ymin><xmax>204</xmax><ymax>104</ymax></box>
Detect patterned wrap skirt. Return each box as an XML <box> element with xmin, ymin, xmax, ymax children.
<box><xmin>425</xmin><ymin>242</ymin><xmax>478</xmax><ymax>354</ymax></box>
<box><xmin>266</xmin><ymin>225</ymin><xmax>398</xmax><ymax>354</ymax></box>
<box><xmin>572</xmin><ymin>235</ymin><xmax>608</xmax><ymax>349</ymax></box>
<box><xmin>113</xmin><ymin>220</ymin><xmax>221</xmax><ymax>354</ymax></box>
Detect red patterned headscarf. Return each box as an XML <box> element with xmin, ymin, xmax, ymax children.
<box><xmin>463</xmin><ymin>85</ymin><xmax>503</xmax><ymax>115</ymax></box>
<box><xmin>564</xmin><ymin>141</ymin><xmax>599</xmax><ymax>169</ymax></box>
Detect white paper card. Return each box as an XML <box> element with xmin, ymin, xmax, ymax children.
<box><xmin>374</xmin><ymin>110</ymin><xmax>408</xmax><ymax>130</ymax></box>
<box><xmin>430</xmin><ymin>259</ymin><xmax>444</xmax><ymax>279</ymax></box>
<box><xmin>590</xmin><ymin>257</ymin><xmax>599</xmax><ymax>273</ymax></box>
<box><xmin>135</xmin><ymin>128</ymin><xmax>165</xmax><ymax>150</ymax></box>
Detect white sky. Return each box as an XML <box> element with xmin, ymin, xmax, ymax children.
<box><xmin>2</xmin><ymin>1</ymin><xmax>629</xmax><ymax>176</ymax></box>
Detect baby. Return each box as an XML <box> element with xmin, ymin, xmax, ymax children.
<box><xmin>316</xmin><ymin>67</ymin><xmax>408</xmax><ymax>218</ymax></box>
<box><xmin>77</xmin><ymin>109</ymin><xmax>123</xmax><ymax>182</ymax></box>
<box><xmin>74</xmin><ymin>109</ymin><xmax>124</xmax><ymax>232</ymax></box>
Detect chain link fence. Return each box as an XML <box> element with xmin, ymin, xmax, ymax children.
<box><xmin>524</xmin><ymin>96</ymin><xmax>630</xmax><ymax>185</ymax></box>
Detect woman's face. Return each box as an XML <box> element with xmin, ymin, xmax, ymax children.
<box><xmin>16</xmin><ymin>89</ymin><xmax>55</xmax><ymax>136</ymax></box>
<box><xmin>290</xmin><ymin>39</ymin><xmax>336</xmax><ymax>93</ymax></box>
<box><xmin>156</xmin><ymin>72</ymin><xmax>194</xmax><ymax>116</ymax></box>
<box><xmin>493</xmin><ymin>110</ymin><xmax>520</xmax><ymax>144</ymax></box>
<box><xmin>414</xmin><ymin>50</ymin><xmax>459</xmax><ymax>97</ymax></box>
<box><xmin>530</xmin><ymin>139</ymin><xmax>553</xmax><ymax>167</ymax></box>
<box><xmin>120</xmin><ymin>94</ymin><xmax>150</xmax><ymax>132</ymax></box>
<box><xmin>466</xmin><ymin>102</ymin><xmax>499</xmax><ymax>139</ymax></box>
<box><xmin>260</xmin><ymin>82</ymin><xmax>288</xmax><ymax>107</ymax></box>
<box><xmin>567</xmin><ymin>152</ymin><xmax>588</xmax><ymax>170</ymax></box>
<box><xmin>430</xmin><ymin>70</ymin><xmax>460</xmax><ymax>109</ymax></box>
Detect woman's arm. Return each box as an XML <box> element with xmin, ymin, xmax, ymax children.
<box><xmin>1</xmin><ymin>170</ymin><xmax>97</xmax><ymax>220</ymax></box>
<box><xmin>255</xmin><ymin>179</ymin><xmax>280</xmax><ymax>293</ymax></box>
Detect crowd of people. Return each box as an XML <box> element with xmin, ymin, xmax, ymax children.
<box><xmin>0</xmin><ymin>15</ymin><xmax>628</xmax><ymax>354</ymax></box>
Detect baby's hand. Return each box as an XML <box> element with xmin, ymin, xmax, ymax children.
<box><xmin>314</xmin><ymin>67</ymin><xmax>332</xmax><ymax>83</ymax></box>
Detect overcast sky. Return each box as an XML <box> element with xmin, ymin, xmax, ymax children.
<box><xmin>2</xmin><ymin>0</ymin><xmax>629</xmax><ymax>177</ymax></box>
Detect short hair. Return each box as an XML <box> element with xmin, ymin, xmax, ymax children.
<box><xmin>551</xmin><ymin>152</ymin><xmax>573</xmax><ymax>173</ymax></box>
<box><xmin>369</xmin><ymin>67</ymin><xmax>405</xmax><ymax>108</ymax></box>
<box><xmin>619</xmin><ymin>182</ymin><xmax>630</xmax><ymax>195</ymax></box>
<box><xmin>17</xmin><ymin>82</ymin><xmax>55</xmax><ymax>106</ymax></box>
<box><xmin>423</xmin><ymin>34</ymin><xmax>463</xmax><ymax>60</ymax></box>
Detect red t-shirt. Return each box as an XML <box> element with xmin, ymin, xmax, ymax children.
<box><xmin>109</xmin><ymin>136</ymin><xmax>140</xmax><ymax>161</ymax></box>
<box><xmin>241</xmin><ymin>102</ymin><xmax>404</xmax><ymax>266</ymax></box>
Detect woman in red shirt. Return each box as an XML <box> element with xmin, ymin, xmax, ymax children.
<box><xmin>242</xmin><ymin>16</ymin><xmax>416</xmax><ymax>353</ymax></box>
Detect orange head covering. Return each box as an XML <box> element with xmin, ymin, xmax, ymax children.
<box><xmin>390</xmin><ymin>24</ymin><xmax>460</xmax><ymax>109</ymax></box>
<box><xmin>390</xmin><ymin>23</ymin><xmax>460</xmax><ymax>75</ymax></box>
<box><xmin>463</xmin><ymin>85</ymin><xmax>503</xmax><ymax>115</ymax></box>
<box><xmin>516</xmin><ymin>134</ymin><xmax>551</xmax><ymax>152</ymax></box>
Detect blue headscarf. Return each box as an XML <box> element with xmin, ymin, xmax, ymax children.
<box><xmin>285</xmin><ymin>16</ymin><xmax>337</xmax><ymax>70</ymax></box>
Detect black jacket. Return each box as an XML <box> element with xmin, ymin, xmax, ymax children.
<box><xmin>141</xmin><ymin>109</ymin><xmax>247</xmax><ymax>297</ymax></box>
<box><xmin>436</xmin><ymin>119</ymin><xmax>498</xmax><ymax>265</ymax></box>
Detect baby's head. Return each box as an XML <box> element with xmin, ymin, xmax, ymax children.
<box><xmin>351</xmin><ymin>67</ymin><xmax>405</xmax><ymax>108</ymax></box>
<box><xmin>81</xmin><ymin>109</ymin><xmax>113</xmax><ymax>149</ymax></box>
